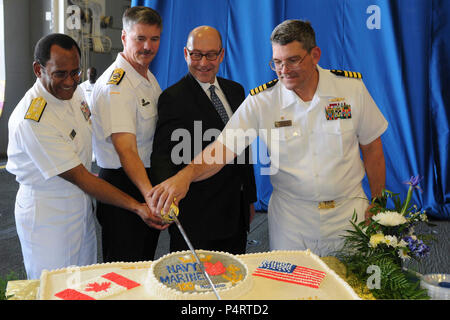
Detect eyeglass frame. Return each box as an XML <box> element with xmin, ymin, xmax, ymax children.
<box><xmin>185</xmin><ymin>47</ymin><xmax>223</xmax><ymax>61</ymax></box>
<box><xmin>269</xmin><ymin>52</ymin><xmax>309</xmax><ymax>71</ymax></box>
<box><xmin>40</xmin><ymin>64</ymin><xmax>83</xmax><ymax>81</ymax></box>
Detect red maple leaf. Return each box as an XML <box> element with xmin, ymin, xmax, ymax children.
<box><xmin>85</xmin><ymin>282</ymin><xmax>111</xmax><ymax>292</ymax></box>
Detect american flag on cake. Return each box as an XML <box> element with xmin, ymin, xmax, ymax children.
<box><xmin>252</xmin><ymin>260</ymin><xmax>326</xmax><ymax>288</ymax></box>
<box><xmin>54</xmin><ymin>272</ymin><xmax>140</xmax><ymax>300</ymax></box>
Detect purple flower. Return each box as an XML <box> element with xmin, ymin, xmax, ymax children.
<box><xmin>403</xmin><ymin>236</ymin><xmax>430</xmax><ymax>258</ymax></box>
<box><xmin>403</xmin><ymin>175</ymin><xmax>423</xmax><ymax>192</ymax></box>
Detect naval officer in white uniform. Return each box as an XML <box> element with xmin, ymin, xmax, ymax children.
<box><xmin>6</xmin><ymin>33</ymin><xmax>163</xmax><ymax>279</ymax></box>
<box><xmin>90</xmin><ymin>6</ymin><xmax>168</xmax><ymax>263</ymax></box>
<box><xmin>148</xmin><ymin>19</ymin><xmax>388</xmax><ymax>257</ymax></box>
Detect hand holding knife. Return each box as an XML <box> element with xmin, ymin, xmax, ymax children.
<box><xmin>162</xmin><ymin>203</ymin><xmax>222</xmax><ymax>300</ymax></box>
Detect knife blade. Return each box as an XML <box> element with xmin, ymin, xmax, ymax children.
<box><xmin>168</xmin><ymin>208</ymin><xmax>221</xmax><ymax>300</ymax></box>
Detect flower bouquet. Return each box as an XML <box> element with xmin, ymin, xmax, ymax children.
<box><xmin>337</xmin><ymin>175</ymin><xmax>435</xmax><ymax>299</ymax></box>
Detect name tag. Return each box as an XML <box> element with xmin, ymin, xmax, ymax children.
<box><xmin>274</xmin><ymin>120</ymin><xmax>292</xmax><ymax>128</ymax></box>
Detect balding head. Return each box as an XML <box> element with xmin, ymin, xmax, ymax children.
<box><xmin>186</xmin><ymin>26</ymin><xmax>222</xmax><ymax>50</ymax></box>
<box><xmin>184</xmin><ymin>25</ymin><xmax>224</xmax><ymax>84</ymax></box>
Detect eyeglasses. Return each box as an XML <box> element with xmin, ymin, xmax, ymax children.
<box><xmin>41</xmin><ymin>65</ymin><xmax>83</xmax><ymax>81</ymax></box>
<box><xmin>269</xmin><ymin>52</ymin><xmax>309</xmax><ymax>71</ymax></box>
<box><xmin>186</xmin><ymin>48</ymin><xmax>223</xmax><ymax>61</ymax></box>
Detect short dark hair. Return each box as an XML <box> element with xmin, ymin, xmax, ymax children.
<box><xmin>122</xmin><ymin>6</ymin><xmax>162</xmax><ymax>32</ymax></box>
<box><xmin>270</xmin><ymin>20</ymin><xmax>317</xmax><ymax>52</ymax></box>
<box><xmin>34</xmin><ymin>33</ymin><xmax>81</xmax><ymax>66</ymax></box>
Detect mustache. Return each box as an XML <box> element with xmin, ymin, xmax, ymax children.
<box><xmin>279</xmin><ymin>72</ymin><xmax>297</xmax><ymax>78</ymax></box>
<box><xmin>140</xmin><ymin>50</ymin><xmax>154</xmax><ymax>55</ymax></box>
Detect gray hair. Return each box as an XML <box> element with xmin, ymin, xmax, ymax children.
<box><xmin>122</xmin><ymin>6</ymin><xmax>162</xmax><ymax>32</ymax></box>
<box><xmin>270</xmin><ymin>19</ymin><xmax>316</xmax><ymax>52</ymax></box>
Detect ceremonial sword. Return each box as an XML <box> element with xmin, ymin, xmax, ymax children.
<box><xmin>167</xmin><ymin>205</ymin><xmax>222</xmax><ymax>300</ymax></box>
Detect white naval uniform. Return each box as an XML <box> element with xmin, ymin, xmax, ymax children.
<box><xmin>6</xmin><ymin>80</ymin><xmax>96</xmax><ymax>279</ymax></box>
<box><xmin>91</xmin><ymin>53</ymin><xmax>161</xmax><ymax>169</ymax></box>
<box><xmin>218</xmin><ymin>65</ymin><xmax>388</xmax><ymax>256</ymax></box>
<box><xmin>79</xmin><ymin>80</ymin><xmax>95</xmax><ymax>105</ymax></box>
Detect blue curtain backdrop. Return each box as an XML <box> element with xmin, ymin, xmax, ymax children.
<box><xmin>132</xmin><ymin>0</ymin><xmax>450</xmax><ymax>219</ymax></box>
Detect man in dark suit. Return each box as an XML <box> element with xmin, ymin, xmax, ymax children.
<box><xmin>151</xmin><ymin>26</ymin><xmax>257</xmax><ymax>254</ymax></box>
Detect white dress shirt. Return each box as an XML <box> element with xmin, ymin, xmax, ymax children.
<box><xmin>91</xmin><ymin>53</ymin><xmax>161</xmax><ymax>168</ymax></box>
<box><xmin>217</xmin><ymin>65</ymin><xmax>388</xmax><ymax>255</ymax></box>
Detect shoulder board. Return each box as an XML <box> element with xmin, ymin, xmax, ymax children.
<box><xmin>250</xmin><ymin>79</ymin><xmax>279</xmax><ymax>96</ymax></box>
<box><xmin>330</xmin><ymin>69</ymin><xmax>362</xmax><ymax>79</ymax></box>
<box><xmin>107</xmin><ymin>68</ymin><xmax>125</xmax><ymax>85</ymax></box>
<box><xmin>24</xmin><ymin>97</ymin><xmax>47</xmax><ymax>122</ymax></box>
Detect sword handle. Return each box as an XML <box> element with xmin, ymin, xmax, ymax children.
<box><xmin>161</xmin><ymin>203</ymin><xmax>179</xmax><ymax>223</ymax></box>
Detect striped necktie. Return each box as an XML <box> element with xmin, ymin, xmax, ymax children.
<box><xmin>208</xmin><ymin>85</ymin><xmax>229</xmax><ymax>124</ymax></box>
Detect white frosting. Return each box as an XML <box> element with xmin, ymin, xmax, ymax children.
<box><xmin>39</xmin><ymin>250</ymin><xmax>361</xmax><ymax>300</ymax></box>
<box><xmin>145</xmin><ymin>250</ymin><xmax>253</xmax><ymax>300</ymax></box>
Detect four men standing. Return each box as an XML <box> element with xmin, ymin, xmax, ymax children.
<box><xmin>6</xmin><ymin>6</ymin><xmax>388</xmax><ymax>279</ymax></box>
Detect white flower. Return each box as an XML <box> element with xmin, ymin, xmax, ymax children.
<box><xmin>384</xmin><ymin>235</ymin><xmax>398</xmax><ymax>247</ymax></box>
<box><xmin>398</xmin><ymin>239</ymin><xmax>408</xmax><ymax>248</ymax></box>
<box><xmin>398</xmin><ymin>248</ymin><xmax>410</xmax><ymax>260</ymax></box>
<box><xmin>372</xmin><ymin>211</ymin><xmax>408</xmax><ymax>226</ymax></box>
<box><xmin>369</xmin><ymin>233</ymin><xmax>386</xmax><ymax>248</ymax></box>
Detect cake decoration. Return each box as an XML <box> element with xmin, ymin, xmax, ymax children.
<box><xmin>252</xmin><ymin>260</ymin><xmax>326</xmax><ymax>288</ymax></box>
<box><xmin>156</xmin><ymin>252</ymin><xmax>244</xmax><ymax>292</ymax></box>
<box><xmin>39</xmin><ymin>250</ymin><xmax>361</xmax><ymax>300</ymax></box>
<box><xmin>54</xmin><ymin>272</ymin><xmax>140</xmax><ymax>300</ymax></box>
<box><xmin>146</xmin><ymin>250</ymin><xmax>252</xmax><ymax>300</ymax></box>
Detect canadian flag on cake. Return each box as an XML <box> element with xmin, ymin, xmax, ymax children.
<box><xmin>55</xmin><ymin>272</ymin><xmax>140</xmax><ymax>300</ymax></box>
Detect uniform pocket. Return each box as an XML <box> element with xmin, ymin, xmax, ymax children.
<box><xmin>271</xmin><ymin>125</ymin><xmax>304</xmax><ymax>164</ymax></box>
<box><xmin>322</xmin><ymin>120</ymin><xmax>354</xmax><ymax>156</ymax></box>
<box><xmin>137</xmin><ymin>100</ymin><xmax>157</xmax><ymax>120</ymax></box>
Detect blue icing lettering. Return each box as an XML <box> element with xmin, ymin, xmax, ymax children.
<box><xmin>166</xmin><ymin>262</ymin><xmax>200</xmax><ymax>274</ymax></box>
<box><xmin>160</xmin><ymin>272</ymin><xmax>206</xmax><ymax>285</ymax></box>
<box><xmin>176</xmin><ymin>273</ymin><xmax>186</xmax><ymax>283</ymax></box>
<box><xmin>159</xmin><ymin>275</ymin><xmax>178</xmax><ymax>285</ymax></box>
<box><xmin>160</xmin><ymin>275</ymin><xmax>170</xmax><ymax>284</ymax></box>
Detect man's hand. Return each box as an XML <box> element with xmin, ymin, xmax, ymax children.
<box><xmin>147</xmin><ymin>168</ymin><xmax>193</xmax><ymax>216</ymax></box>
<box><xmin>135</xmin><ymin>203</ymin><xmax>170</xmax><ymax>231</ymax></box>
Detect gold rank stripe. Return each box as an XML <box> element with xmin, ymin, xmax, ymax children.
<box><xmin>25</xmin><ymin>97</ymin><xmax>47</xmax><ymax>122</ymax></box>
<box><xmin>330</xmin><ymin>69</ymin><xmax>362</xmax><ymax>79</ymax></box>
<box><xmin>250</xmin><ymin>79</ymin><xmax>279</xmax><ymax>96</ymax></box>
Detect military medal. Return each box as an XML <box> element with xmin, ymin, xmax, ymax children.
<box><xmin>80</xmin><ymin>101</ymin><xmax>91</xmax><ymax>121</ymax></box>
<box><xmin>325</xmin><ymin>99</ymin><xmax>352</xmax><ymax>120</ymax></box>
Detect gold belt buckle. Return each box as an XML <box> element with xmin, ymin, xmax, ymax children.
<box><xmin>318</xmin><ymin>200</ymin><xmax>335</xmax><ymax>209</ymax></box>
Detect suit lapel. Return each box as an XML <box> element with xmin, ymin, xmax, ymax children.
<box><xmin>218</xmin><ymin>77</ymin><xmax>239</xmax><ymax>113</ymax></box>
<box><xmin>185</xmin><ymin>73</ymin><xmax>226</xmax><ymax>127</ymax></box>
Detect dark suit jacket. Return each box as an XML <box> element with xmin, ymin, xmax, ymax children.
<box><xmin>150</xmin><ymin>73</ymin><xmax>257</xmax><ymax>241</ymax></box>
